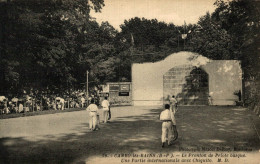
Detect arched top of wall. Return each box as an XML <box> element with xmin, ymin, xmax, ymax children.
<box><xmin>160</xmin><ymin>51</ymin><xmax>210</xmax><ymax>64</ymax></box>
<box><xmin>153</xmin><ymin>51</ymin><xmax>212</xmax><ymax>75</ymax></box>
<box><xmin>132</xmin><ymin>51</ymin><xmax>241</xmax><ymax>79</ymax></box>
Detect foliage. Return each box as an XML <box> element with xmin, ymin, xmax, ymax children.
<box><xmin>0</xmin><ymin>0</ymin><xmax>106</xmax><ymax>94</ymax></box>
<box><xmin>212</xmin><ymin>0</ymin><xmax>260</xmax><ymax>79</ymax></box>
<box><xmin>212</xmin><ymin>0</ymin><xmax>260</xmax><ymax>109</ymax></box>
<box><xmin>186</xmin><ymin>12</ymin><xmax>234</xmax><ymax>59</ymax></box>
<box><xmin>0</xmin><ymin>0</ymin><xmax>259</xmax><ymax>108</ymax></box>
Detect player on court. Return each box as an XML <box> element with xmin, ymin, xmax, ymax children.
<box><xmin>169</xmin><ymin>95</ymin><xmax>178</xmax><ymax>125</ymax></box>
<box><xmin>160</xmin><ymin>104</ymin><xmax>175</xmax><ymax>147</ymax></box>
<box><xmin>86</xmin><ymin>99</ymin><xmax>100</xmax><ymax>131</ymax></box>
<box><xmin>101</xmin><ymin>97</ymin><xmax>110</xmax><ymax>123</ymax></box>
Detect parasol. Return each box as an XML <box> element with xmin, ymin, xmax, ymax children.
<box><xmin>79</xmin><ymin>92</ymin><xmax>85</xmax><ymax>96</ymax></box>
<box><xmin>0</xmin><ymin>96</ymin><xmax>6</xmax><ymax>102</ymax></box>
<box><xmin>12</xmin><ymin>98</ymin><xmax>19</xmax><ymax>102</ymax></box>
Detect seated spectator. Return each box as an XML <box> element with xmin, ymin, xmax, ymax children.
<box><xmin>75</xmin><ymin>102</ymin><xmax>80</xmax><ymax>108</ymax></box>
<box><xmin>2</xmin><ymin>106</ymin><xmax>10</xmax><ymax>114</ymax></box>
<box><xmin>70</xmin><ymin>99</ymin><xmax>76</xmax><ymax>108</ymax></box>
<box><xmin>0</xmin><ymin>96</ymin><xmax>8</xmax><ymax>114</ymax></box>
<box><xmin>55</xmin><ymin>97</ymin><xmax>65</xmax><ymax>110</ymax></box>
<box><xmin>11</xmin><ymin>97</ymin><xmax>19</xmax><ymax>113</ymax></box>
<box><xmin>8</xmin><ymin>101</ymin><xmax>16</xmax><ymax>113</ymax></box>
<box><xmin>25</xmin><ymin>96</ymin><xmax>33</xmax><ymax>112</ymax></box>
<box><xmin>36</xmin><ymin>100</ymin><xmax>41</xmax><ymax>111</ymax></box>
<box><xmin>18</xmin><ymin>100</ymin><xmax>24</xmax><ymax>113</ymax></box>
<box><xmin>50</xmin><ymin>100</ymin><xmax>56</xmax><ymax>110</ymax></box>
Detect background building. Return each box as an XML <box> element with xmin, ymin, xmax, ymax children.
<box><xmin>100</xmin><ymin>82</ymin><xmax>132</xmax><ymax>106</ymax></box>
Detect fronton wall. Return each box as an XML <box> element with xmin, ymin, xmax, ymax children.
<box><xmin>132</xmin><ymin>51</ymin><xmax>242</xmax><ymax>106</ymax></box>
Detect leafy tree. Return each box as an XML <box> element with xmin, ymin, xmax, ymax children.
<box><xmin>187</xmin><ymin>12</ymin><xmax>234</xmax><ymax>60</ymax></box>
<box><xmin>0</xmin><ymin>0</ymin><xmax>105</xmax><ymax>94</ymax></box>
<box><xmin>119</xmin><ymin>17</ymin><xmax>179</xmax><ymax>51</ymax></box>
<box><xmin>82</xmin><ymin>21</ymin><xmax>118</xmax><ymax>85</ymax></box>
<box><xmin>212</xmin><ymin>0</ymin><xmax>260</xmax><ymax>79</ymax></box>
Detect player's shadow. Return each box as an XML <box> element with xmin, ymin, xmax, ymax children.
<box><xmin>0</xmin><ymin>106</ymin><xmax>259</xmax><ymax>163</ymax></box>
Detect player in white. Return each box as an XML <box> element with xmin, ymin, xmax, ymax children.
<box><xmin>101</xmin><ymin>97</ymin><xmax>110</xmax><ymax>123</ymax></box>
<box><xmin>160</xmin><ymin>104</ymin><xmax>175</xmax><ymax>147</ymax></box>
<box><xmin>86</xmin><ymin>99</ymin><xmax>100</xmax><ymax>131</ymax></box>
<box><xmin>81</xmin><ymin>96</ymin><xmax>85</xmax><ymax>108</ymax></box>
<box><xmin>169</xmin><ymin>95</ymin><xmax>178</xmax><ymax>125</ymax></box>
<box><xmin>208</xmin><ymin>95</ymin><xmax>213</xmax><ymax>105</ymax></box>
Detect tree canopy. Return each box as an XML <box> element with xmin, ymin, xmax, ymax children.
<box><xmin>0</xmin><ymin>0</ymin><xmax>259</xmax><ymax>104</ymax></box>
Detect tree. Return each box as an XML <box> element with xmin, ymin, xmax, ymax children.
<box><xmin>187</xmin><ymin>12</ymin><xmax>234</xmax><ymax>60</ymax></box>
<box><xmin>212</xmin><ymin>0</ymin><xmax>260</xmax><ymax>79</ymax></box>
<box><xmin>211</xmin><ymin>0</ymin><xmax>260</xmax><ymax>108</ymax></box>
<box><xmin>0</xmin><ymin>0</ymin><xmax>105</xmax><ymax>94</ymax></box>
<box><xmin>119</xmin><ymin>17</ymin><xmax>179</xmax><ymax>51</ymax></box>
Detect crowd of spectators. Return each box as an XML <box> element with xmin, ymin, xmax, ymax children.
<box><xmin>0</xmin><ymin>88</ymin><xmax>100</xmax><ymax>115</ymax></box>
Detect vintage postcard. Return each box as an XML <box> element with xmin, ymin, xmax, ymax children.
<box><xmin>0</xmin><ymin>0</ymin><xmax>259</xmax><ymax>163</ymax></box>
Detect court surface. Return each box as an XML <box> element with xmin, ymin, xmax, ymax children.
<box><xmin>0</xmin><ymin>106</ymin><xmax>259</xmax><ymax>163</ymax></box>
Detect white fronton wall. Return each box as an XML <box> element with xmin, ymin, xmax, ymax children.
<box><xmin>132</xmin><ymin>51</ymin><xmax>242</xmax><ymax>106</ymax></box>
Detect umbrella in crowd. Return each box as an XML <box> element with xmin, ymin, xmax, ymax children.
<box><xmin>79</xmin><ymin>92</ymin><xmax>85</xmax><ymax>96</ymax></box>
<box><xmin>0</xmin><ymin>96</ymin><xmax>7</xmax><ymax>102</ymax></box>
<box><xmin>56</xmin><ymin>97</ymin><xmax>65</xmax><ymax>102</ymax></box>
<box><xmin>12</xmin><ymin>98</ymin><xmax>19</xmax><ymax>102</ymax></box>
<box><xmin>18</xmin><ymin>98</ymin><xmax>24</xmax><ymax>102</ymax></box>
<box><xmin>26</xmin><ymin>96</ymin><xmax>32</xmax><ymax>101</ymax></box>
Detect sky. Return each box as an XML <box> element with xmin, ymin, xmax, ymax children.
<box><xmin>90</xmin><ymin>0</ymin><xmax>217</xmax><ymax>30</ymax></box>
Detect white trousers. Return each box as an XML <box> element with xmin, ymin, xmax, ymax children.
<box><xmin>89</xmin><ymin>112</ymin><xmax>98</xmax><ymax>129</ymax></box>
<box><xmin>103</xmin><ymin>108</ymin><xmax>109</xmax><ymax>123</ymax></box>
<box><xmin>170</xmin><ymin>106</ymin><xmax>177</xmax><ymax>125</ymax></box>
<box><xmin>162</xmin><ymin>121</ymin><xmax>173</xmax><ymax>144</ymax></box>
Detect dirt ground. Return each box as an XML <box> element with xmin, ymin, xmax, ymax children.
<box><xmin>0</xmin><ymin>106</ymin><xmax>259</xmax><ymax>164</ymax></box>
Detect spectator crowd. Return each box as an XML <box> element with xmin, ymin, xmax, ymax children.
<box><xmin>0</xmin><ymin>88</ymin><xmax>100</xmax><ymax>115</ymax></box>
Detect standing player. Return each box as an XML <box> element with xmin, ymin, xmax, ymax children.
<box><xmin>101</xmin><ymin>97</ymin><xmax>110</xmax><ymax>123</ymax></box>
<box><xmin>169</xmin><ymin>95</ymin><xmax>178</xmax><ymax>143</ymax></box>
<box><xmin>160</xmin><ymin>104</ymin><xmax>174</xmax><ymax>147</ymax></box>
<box><xmin>86</xmin><ymin>99</ymin><xmax>100</xmax><ymax>131</ymax></box>
<box><xmin>169</xmin><ymin>95</ymin><xmax>178</xmax><ymax>112</ymax></box>
<box><xmin>81</xmin><ymin>96</ymin><xmax>85</xmax><ymax>108</ymax></box>
<box><xmin>208</xmin><ymin>95</ymin><xmax>213</xmax><ymax>105</ymax></box>
<box><xmin>169</xmin><ymin>95</ymin><xmax>178</xmax><ymax>125</ymax></box>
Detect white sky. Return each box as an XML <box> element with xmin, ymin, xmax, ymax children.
<box><xmin>90</xmin><ymin>0</ymin><xmax>217</xmax><ymax>30</ymax></box>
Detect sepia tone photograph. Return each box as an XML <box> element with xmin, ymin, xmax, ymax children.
<box><xmin>0</xmin><ymin>0</ymin><xmax>260</xmax><ymax>163</ymax></box>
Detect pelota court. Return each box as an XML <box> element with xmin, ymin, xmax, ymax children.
<box><xmin>0</xmin><ymin>106</ymin><xmax>259</xmax><ymax>163</ymax></box>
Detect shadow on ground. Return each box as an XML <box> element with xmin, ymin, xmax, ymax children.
<box><xmin>0</xmin><ymin>106</ymin><xmax>259</xmax><ymax>163</ymax></box>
